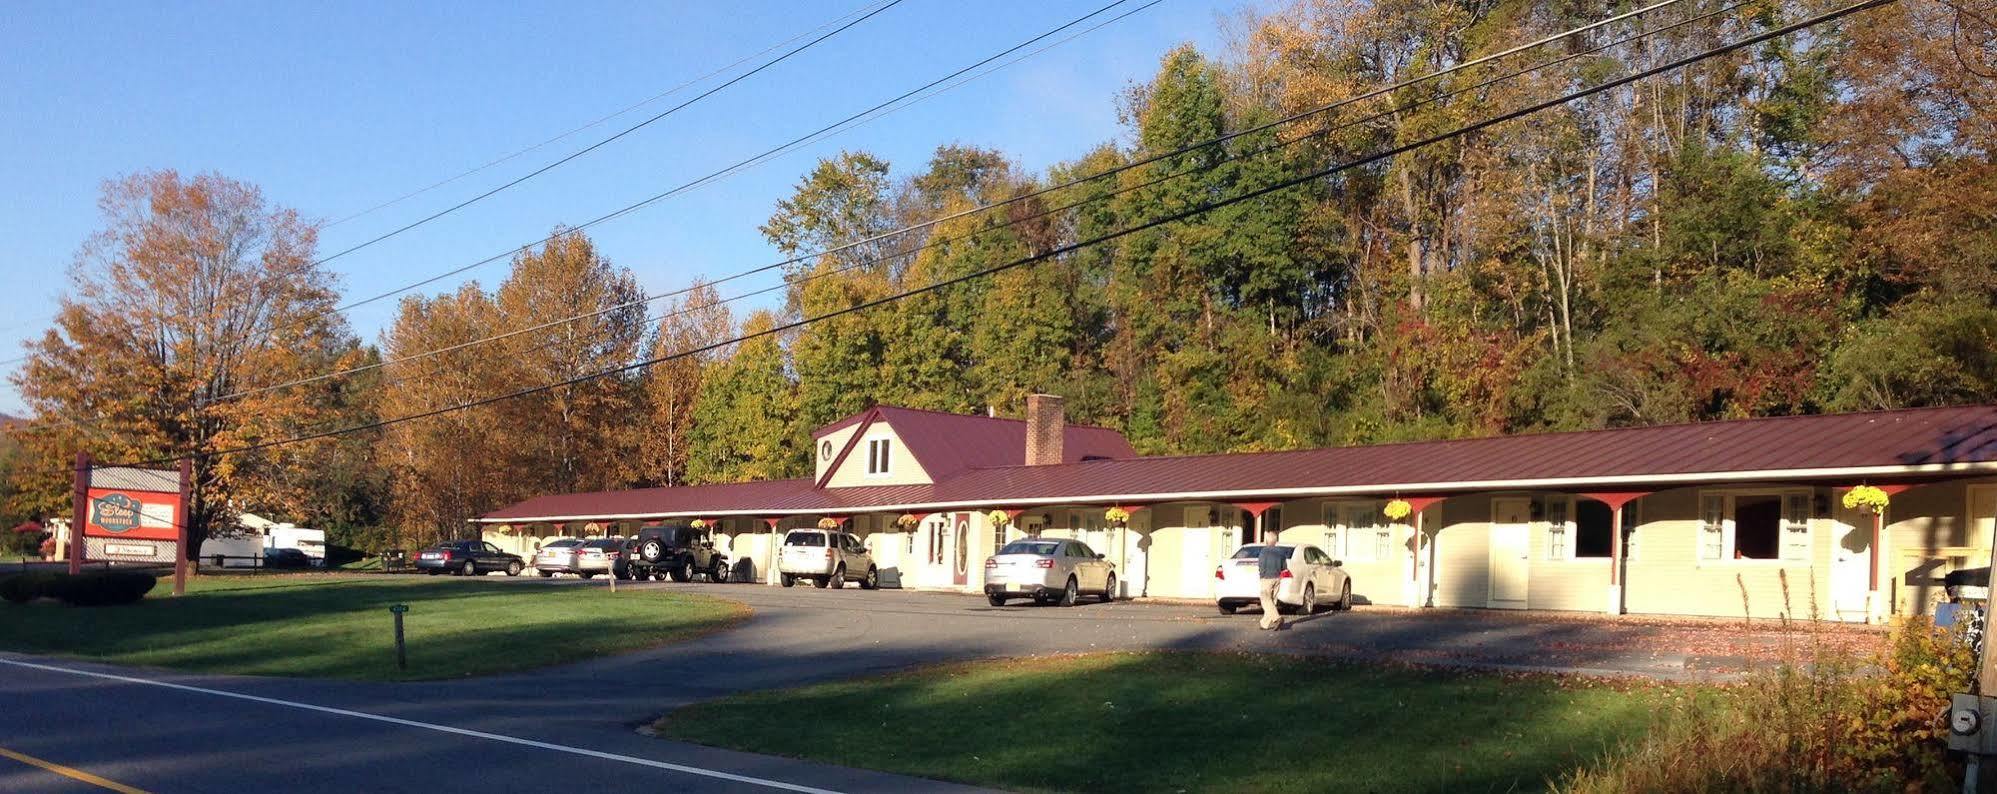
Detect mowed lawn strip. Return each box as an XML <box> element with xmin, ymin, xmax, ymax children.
<box><xmin>0</xmin><ymin>574</ymin><xmax>747</xmax><ymax>681</ymax></box>
<box><xmin>657</xmin><ymin>652</ymin><xmax>1691</xmax><ymax>794</ymax></box>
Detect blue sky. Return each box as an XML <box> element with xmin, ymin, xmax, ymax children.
<box><xmin>0</xmin><ymin>0</ymin><xmax>1264</xmax><ymax>416</ymax></box>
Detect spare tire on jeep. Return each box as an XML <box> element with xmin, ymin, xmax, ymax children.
<box><xmin>639</xmin><ymin>537</ymin><xmax>668</xmax><ymax>564</ymax></box>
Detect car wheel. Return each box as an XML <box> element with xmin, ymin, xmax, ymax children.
<box><xmin>505</xmin><ymin>561</ymin><xmax>522</xmax><ymax>577</ymax></box>
<box><xmin>1299</xmin><ymin>583</ymin><xmax>1317</xmax><ymax>615</ymax></box>
<box><xmin>461</xmin><ymin>560</ymin><xmax>477</xmax><ymax>577</ymax></box>
<box><xmin>1057</xmin><ymin>577</ymin><xmax>1078</xmax><ymax>607</ymax></box>
<box><xmin>828</xmin><ymin>567</ymin><xmax>846</xmax><ymax>589</ymax></box>
<box><xmin>781</xmin><ymin>573</ymin><xmax>795</xmax><ymax>588</ymax></box>
<box><xmin>1100</xmin><ymin>574</ymin><xmax>1116</xmax><ymax>603</ymax></box>
<box><xmin>709</xmin><ymin>560</ymin><xmax>729</xmax><ymax>583</ymax></box>
<box><xmin>987</xmin><ymin>594</ymin><xmax>1007</xmax><ymax>607</ymax></box>
<box><xmin>812</xmin><ymin>575</ymin><xmax>829</xmax><ymax>589</ymax></box>
<box><xmin>1217</xmin><ymin>603</ymin><xmax>1237</xmax><ymax>615</ymax></box>
<box><xmin>536</xmin><ymin>569</ymin><xmax>552</xmax><ymax>578</ymax></box>
<box><xmin>669</xmin><ymin>560</ymin><xmax>692</xmax><ymax>583</ymax></box>
<box><xmin>1337</xmin><ymin>580</ymin><xmax>1353</xmax><ymax>611</ymax></box>
<box><xmin>640</xmin><ymin>539</ymin><xmax>666</xmax><ymax>564</ymax></box>
<box><xmin>859</xmin><ymin>567</ymin><xmax>878</xmax><ymax>590</ymax></box>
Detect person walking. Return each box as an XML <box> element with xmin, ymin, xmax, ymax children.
<box><xmin>1257</xmin><ymin>543</ymin><xmax>1287</xmax><ymax>630</ymax></box>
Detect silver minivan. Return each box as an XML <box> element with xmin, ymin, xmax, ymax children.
<box><xmin>983</xmin><ymin>538</ymin><xmax>1115</xmax><ymax>607</ymax></box>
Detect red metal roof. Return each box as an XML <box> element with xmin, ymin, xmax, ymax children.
<box><xmin>478</xmin><ymin>405</ymin><xmax>1997</xmax><ymax>522</ymax></box>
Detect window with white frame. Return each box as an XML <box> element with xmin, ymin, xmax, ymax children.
<box><xmin>1545</xmin><ymin>498</ymin><xmax>1620</xmax><ymax>561</ymax></box>
<box><xmin>865</xmin><ymin>438</ymin><xmax>892</xmax><ymax>476</ymax></box>
<box><xmin>1699</xmin><ymin>490</ymin><xmax>1812</xmax><ymax>562</ymax></box>
<box><xmin>1327</xmin><ymin>502</ymin><xmax>1386</xmax><ymax>563</ymax></box>
<box><xmin>1546</xmin><ymin>498</ymin><xmax>1571</xmax><ymax>560</ymax></box>
<box><xmin>1320</xmin><ymin>504</ymin><xmax>1345</xmax><ymax>561</ymax></box>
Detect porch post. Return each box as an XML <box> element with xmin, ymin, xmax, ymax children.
<box><xmin>1395</xmin><ymin>496</ymin><xmax>1446</xmax><ymax>609</ymax></box>
<box><xmin>761</xmin><ymin>517</ymin><xmax>783</xmax><ymax>585</ymax></box>
<box><xmin>1580</xmin><ymin>492</ymin><xmax>1648</xmax><ymax>616</ymax></box>
<box><xmin>1847</xmin><ymin>484</ymin><xmax>1912</xmax><ymax>624</ymax></box>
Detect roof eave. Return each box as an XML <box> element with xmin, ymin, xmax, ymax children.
<box><xmin>470</xmin><ymin>459</ymin><xmax>1997</xmax><ymax>524</ymax></box>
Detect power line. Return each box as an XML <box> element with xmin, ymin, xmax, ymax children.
<box><xmin>305</xmin><ymin>0</ymin><xmax>1147</xmax><ymax>325</ymax></box>
<box><xmin>92</xmin><ymin>0</ymin><xmax>1894</xmax><ymax>472</ymax></box>
<box><xmin>310</xmin><ymin>0</ymin><xmax>906</xmax><ymax>268</ymax></box>
<box><xmin>0</xmin><ymin>0</ymin><xmax>1145</xmax><ymax>375</ymax></box>
<box><xmin>322</xmin><ymin>0</ymin><xmax>891</xmax><ymax>229</ymax></box>
<box><xmin>202</xmin><ymin>0</ymin><xmax>1706</xmax><ymax>407</ymax></box>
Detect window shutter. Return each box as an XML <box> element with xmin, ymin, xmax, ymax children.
<box><xmin>1699</xmin><ymin>494</ymin><xmax>1725</xmax><ymax>561</ymax></box>
<box><xmin>1781</xmin><ymin>493</ymin><xmax>1812</xmax><ymax>561</ymax></box>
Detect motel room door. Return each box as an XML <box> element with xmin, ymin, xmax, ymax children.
<box><xmin>1181</xmin><ymin>506</ymin><xmax>1212</xmax><ymax>599</ymax></box>
<box><xmin>951</xmin><ymin>512</ymin><xmax>971</xmax><ymax>587</ymax></box>
<box><xmin>1489</xmin><ymin>498</ymin><xmax>1530</xmax><ymax>608</ymax></box>
<box><xmin>1829</xmin><ymin>500</ymin><xmax>1873</xmax><ymax>621</ymax></box>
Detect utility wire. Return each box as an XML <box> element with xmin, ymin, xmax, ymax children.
<box><xmin>91</xmin><ymin>0</ymin><xmax>1895</xmax><ymax>472</ymax></box>
<box><xmin>322</xmin><ymin>1</ymin><xmax>890</xmax><ymax>230</ymax></box>
<box><xmin>201</xmin><ymin>0</ymin><xmax>1697</xmax><ymax>407</ymax></box>
<box><xmin>310</xmin><ymin>0</ymin><xmax>907</xmax><ymax>267</ymax></box>
<box><xmin>0</xmin><ymin>0</ymin><xmax>1143</xmax><ymax>375</ymax></box>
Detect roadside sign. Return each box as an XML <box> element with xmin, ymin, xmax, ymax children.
<box><xmin>388</xmin><ymin>604</ymin><xmax>408</xmax><ymax>614</ymax></box>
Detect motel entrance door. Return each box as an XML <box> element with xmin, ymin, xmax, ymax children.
<box><xmin>1488</xmin><ymin>498</ymin><xmax>1531</xmax><ymax>608</ymax></box>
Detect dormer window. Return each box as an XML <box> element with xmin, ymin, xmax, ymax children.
<box><xmin>866</xmin><ymin>438</ymin><xmax>892</xmax><ymax>476</ymax></box>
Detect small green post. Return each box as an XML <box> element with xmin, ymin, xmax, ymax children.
<box><xmin>389</xmin><ymin>604</ymin><xmax>409</xmax><ymax>671</ymax></box>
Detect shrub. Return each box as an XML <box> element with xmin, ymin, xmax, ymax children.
<box><xmin>1561</xmin><ymin>585</ymin><xmax>1973</xmax><ymax>793</ymax></box>
<box><xmin>0</xmin><ymin>570</ymin><xmax>157</xmax><ymax>606</ymax></box>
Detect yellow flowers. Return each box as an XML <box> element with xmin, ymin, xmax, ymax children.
<box><xmin>1384</xmin><ymin>499</ymin><xmax>1413</xmax><ymax>521</ymax></box>
<box><xmin>986</xmin><ymin>509</ymin><xmax>1011</xmax><ymax>527</ymax></box>
<box><xmin>896</xmin><ymin>513</ymin><xmax>919</xmax><ymax>528</ymax></box>
<box><xmin>816</xmin><ymin>517</ymin><xmax>840</xmax><ymax>530</ymax></box>
<box><xmin>689</xmin><ymin>519</ymin><xmax>707</xmax><ymax>529</ymax></box>
<box><xmin>1104</xmin><ymin>506</ymin><xmax>1132</xmax><ymax>525</ymax></box>
<box><xmin>1842</xmin><ymin>485</ymin><xmax>1891</xmax><ymax>514</ymax></box>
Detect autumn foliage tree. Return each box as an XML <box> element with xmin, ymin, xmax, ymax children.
<box><xmin>11</xmin><ymin>170</ymin><xmax>360</xmax><ymax>555</ymax></box>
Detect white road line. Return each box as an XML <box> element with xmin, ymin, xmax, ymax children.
<box><xmin>0</xmin><ymin>657</ymin><xmax>844</xmax><ymax>794</ymax></box>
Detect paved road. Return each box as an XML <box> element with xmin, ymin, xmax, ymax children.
<box><xmin>0</xmin><ymin>579</ymin><xmax>1861</xmax><ymax>793</ymax></box>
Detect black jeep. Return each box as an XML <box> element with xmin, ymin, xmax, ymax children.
<box><xmin>622</xmin><ymin>523</ymin><xmax>729</xmax><ymax>583</ymax></box>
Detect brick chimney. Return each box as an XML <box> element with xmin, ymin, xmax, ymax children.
<box><xmin>1024</xmin><ymin>394</ymin><xmax>1065</xmax><ymax>466</ymax></box>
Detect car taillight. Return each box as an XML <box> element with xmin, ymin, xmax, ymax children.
<box><xmin>824</xmin><ymin>549</ymin><xmax>835</xmax><ymax>558</ymax></box>
<box><xmin>1279</xmin><ymin>568</ymin><xmax>1293</xmax><ymax>579</ymax></box>
<box><xmin>1214</xmin><ymin>566</ymin><xmax>1224</xmax><ymax>580</ymax></box>
<box><xmin>984</xmin><ymin>559</ymin><xmax>998</xmax><ymax>568</ymax></box>
<box><xmin>441</xmin><ymin>551</ymin><xmax>453</xmax><ymax>560</ymax></box>
<box><xmin>1035</xmin><ymin>559</ymin><xmax>1054</xmax><ymax>569</ymax></box>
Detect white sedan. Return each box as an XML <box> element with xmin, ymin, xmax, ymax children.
<box><xmin>1214</xmin><ymin>543</ymin><xmax>1352</xmax><ymax>616</ymax></box>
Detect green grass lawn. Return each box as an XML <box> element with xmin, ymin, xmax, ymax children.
<box><xmin>0</xmin><ymin>574</ymin><xmax>747</xmax><ymax>681</ymax></box>
<box><xmin>657</xmin><ymin>652</ymin><xmax>1693</xmax><ymax>793</ymax></box>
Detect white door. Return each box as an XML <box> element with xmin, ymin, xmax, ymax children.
<box><xmin>1830</xmin><ymin>503</ymin><xmax>1872</xmax><ymax>621</ymax></box>
<box><xmin>1489</xmin><ymin>498</ymin><xmax>1530</xmax><ymax>607</ymax></box>
<box><xmin>1180</xmin><ymin>507</ymin><xmax>1211</xmax><ymax>598</ymax></box>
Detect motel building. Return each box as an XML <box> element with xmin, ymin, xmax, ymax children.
<box><xmin>477</xmin><ymin>396</ymin><xmax>1997</xmax><ymax>623</ymax></box>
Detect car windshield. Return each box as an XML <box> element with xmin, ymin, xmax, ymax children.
<box><xmin>546</xmin><ymin>539</ymin><xmax>581</xmax><ymax>548</ymax></box>
<box><xmin>785</xmin><ymin>532</ymin><xmax>827</xmax><ymax>547</ymax></box>
<box><xmin>998</xmin><ymin>541</ymin><xmax>1061</xmax><ymax>556</ymax></box>
<box><xmin>1230</xmin><ymin>545</ymin><xmax>1296</xmax><ymax>559</ymax></box>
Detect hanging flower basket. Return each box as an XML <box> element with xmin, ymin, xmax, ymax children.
<box><xmin>816</xmin><ymin>517</ymin><xmax>841</xmax><ymax>530</ymax></box>
<box><xmin>1104</xmin><ymin>506</ymin><xmax>1131</xmax><ymax>527</ymax></box>
<box><xmin>689</xmin><ymin>519</ymin><xmax>707</xmax><ymax>529</ymax></box>
<box><xmin>1842</xmin><ymin>485</ymin><xmax>1891</xmax><ymax>515</ymax></box>
<box><xmin>895</xmin><ymin>514</ymin><xmax>919</xmax><ymax>529</ymax></box>
<box><xmin>1384</xmin><ymin>499</ymin><xmax>1414</xmax><ymax>521</ymax></box>
<box><xmin>986</xmin><ymin>509</ymin><xmax>1012</xmax><ymax>528</ymax></box>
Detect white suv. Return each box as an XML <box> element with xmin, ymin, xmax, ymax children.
<box><xmin>779</xmin><ymin>529</ymin><xmax>878</xmax><ymax>590</ymax></box>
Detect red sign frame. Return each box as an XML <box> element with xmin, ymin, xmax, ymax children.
<box><xmin>83</xmin><ymin>486</ymin><xmax>181</xmax><ymax>541</ymax></box>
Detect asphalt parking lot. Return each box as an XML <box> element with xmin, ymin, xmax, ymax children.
<box><xmin>0</xmin><ymin>576</ymin><xmax>1871</xmax><ymax>793</ymax></box>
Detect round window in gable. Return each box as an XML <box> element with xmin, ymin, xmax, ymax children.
<box><xmin>820</xmin><ymin>440</ymin><xmax>833</xmax><ymax>460</ymax></box>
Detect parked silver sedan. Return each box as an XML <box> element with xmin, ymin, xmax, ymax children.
<box><xmin>983</xmin><ymin>538</ymin><xmax>1116</xmax><ymax>607</ymax></box>
<box><xmin>573</xmin><ymin>537</ymin><xmax>628</xmax><ymax>579</ymax></box>
<box><xmin>533</xmin><ymin>538</ymin><xmax>582</xmax><ymax>577</ymax></box>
